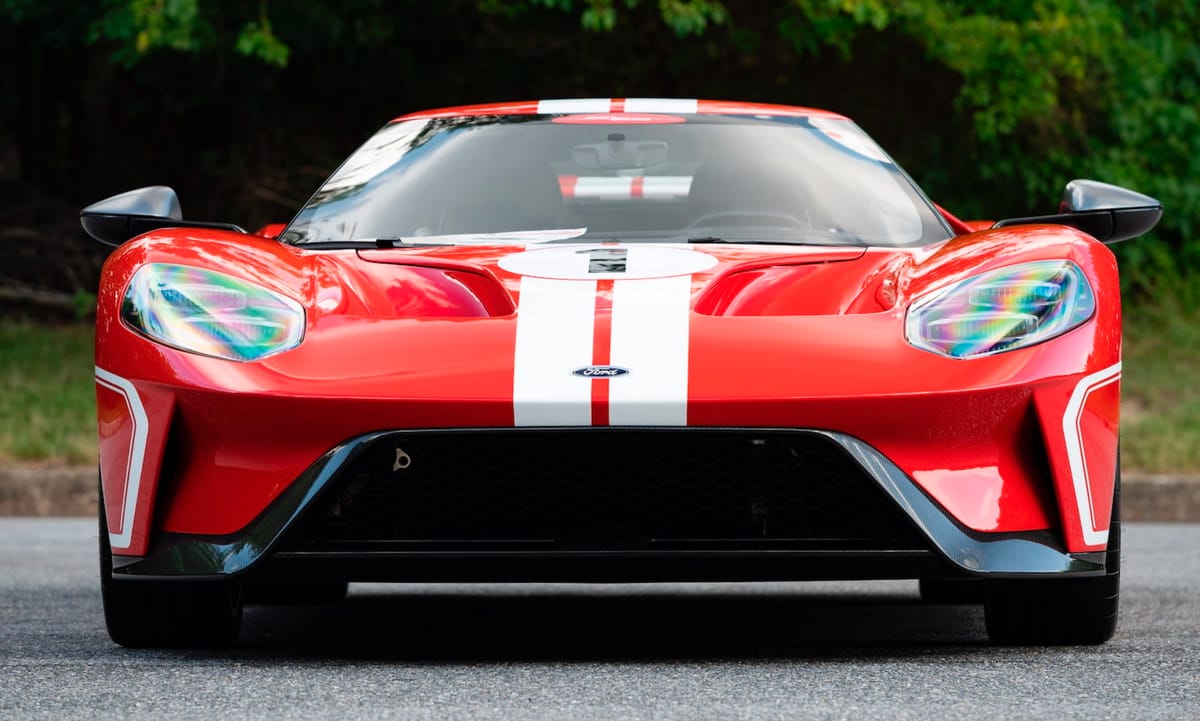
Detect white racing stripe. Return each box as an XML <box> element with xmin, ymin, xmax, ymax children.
<box><xmin>536</xmin><ymin>98</ymin><xmax>611</xmax><ymax>114</ymax></box>
<box><xmin>535</xmin><ymin>98</ymin><xmax>700</xmax><ymax>115</ymax></box>
<box><xmin>513</xmin><ymin>276</ymin><xmax>596</xmax><ymax>425</ymax></box>
<box><xmin>608</xmin><ymin>275</ymin><xmax>693</xmax><ymax>425</ymax></box>
<box><xmin>623</xmin><ymin>98</ymin><xmax>698</xmax><ymax>114</ymax></box>
<box><xmin>511</xmin><ymin>245</ymin><xmax>702</xmax><ymax>426</ymax></box>
<box><xmin>94</xmin><ymin>367</ymin><xmax>148</xmax><ymax>551</ymax></box>
<box><xmin>1062</xmin><ymin>362</ymin><xmax>1121</xmax><ymax>547</ymax></box>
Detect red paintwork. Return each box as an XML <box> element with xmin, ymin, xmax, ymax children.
<box><xmin>93</xmin><ymin>101</ymin><xmax>1123</xmax><ymax>558</ymax></box>
<box><xmin>1080</xmin><ymin>382</ymin><xmax>1120</xmax><ymax>530</ymax></box>
<box><xmin>96</xmin><ymin>379</ymin><xmax>173</xmax><ymax>553</ymax></box>
<box><xmin>934</xmin><ymin>205</ymin><xmax>995</xmax><ymax>236</ymax></box>
<box><xmin>935</xmin><ymin>204</ymin><xmax>975</xmax><ymax>235</ymax></box>
<box><xmin>96</xmin><ymin>383</ymin><xmax>134</xmax><ymax>526</ymax></box>
<box><xmin>254</xmin><ymin>223</ymin><xmax>287</xmax><ymax>239</ymax></box>
<box><xmin>95</xmin><ymin>225</ymin><xmax>1121</xmax><ymax>555</ymax></box>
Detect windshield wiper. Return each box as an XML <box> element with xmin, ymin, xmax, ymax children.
<box><xmin>686</xmin><ymin>236</ymin><xmax>865</xmax><ymax>247</ymax></box>
<box><xmin>301</xmin><ymin>228</ymin><xmax>593</xmax><ymax>249</ymax></box>
<box><xmin>298</xmin><ymin>238</ymin><xmax>442</xmax><ymax>250</ymax></box>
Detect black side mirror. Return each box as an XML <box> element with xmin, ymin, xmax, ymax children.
<box><xmin>80</xmin><ymin>186</ymin><xmax>245</xmax><ymax>247</ymax></box>
<box><xmin>993</xmin><ymin>179</ymin><xmax>1162</xmax><ymax>243</ymax></box>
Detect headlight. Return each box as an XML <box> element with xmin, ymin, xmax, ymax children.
<box><xmin>905</xmin><ymin>260</ymin><xmax>1095</xmax><ymax>359</ymax></box>
<box><xmin>122</xmin><ymin>264</ymin><xmax>305</xmax><ymax>361</ymax></box>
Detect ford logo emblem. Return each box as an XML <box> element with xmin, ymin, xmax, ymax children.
<box><xmin>572</xmin><ymin>365</ymin><xmax>630</xmax><ymax>378</ymax></box>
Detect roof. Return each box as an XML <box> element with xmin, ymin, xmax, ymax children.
<box><xmin>392</xmin><ymin>98</ymin><xmax>849</xmax><ymax>123</ymax></box>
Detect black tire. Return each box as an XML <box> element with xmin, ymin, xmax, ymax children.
<box><xmin>984</xmin><ymin>468</ymin><xmax>1120</xmax><ymax>645</ymax></box>
<box><xmin>99</xmin><ymin>481</ymin><xmax>243</xmax><ymax>648</ymax></box>
<box><xmin>918</xmin><ymin>578</ymin><xmax>985</xmax><ymax>604</ymax></box>
<box><xmin>243</xmin><ymin>581</ymin><xmax>349</xmax><ymax>605</ymax></box>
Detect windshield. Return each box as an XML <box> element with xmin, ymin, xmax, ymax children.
<box><xmin>281</xmin><ymin>113</ymin><xmax>951</xmax><ymax>247</ymax></box>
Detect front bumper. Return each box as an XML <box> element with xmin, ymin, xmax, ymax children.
<box><xmin>112</xmin><ymin>428</ymin><xmax>1106</xmax><ymax>581</ymax></box>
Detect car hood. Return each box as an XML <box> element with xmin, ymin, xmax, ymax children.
<box><xmin>349</xmin><ymin>242</ymin><xmax>896</xmax><ymax>318</ymax></box>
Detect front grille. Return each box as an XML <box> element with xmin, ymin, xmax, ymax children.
<box><xmin>285</xmin><ymin>429</ymin><xmax>926</xmax><ymax>550</ymax></box>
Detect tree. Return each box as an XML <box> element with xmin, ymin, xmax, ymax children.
<box><xmin>1</xmin><ymin>0</ymin><xmax>1196</xmax><ymax>311</ymax></box>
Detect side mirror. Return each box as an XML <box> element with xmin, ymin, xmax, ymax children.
<box><xmin>80</xmin><ymin>186</ymin><xmax>245</xmax><ymax>247</ymax></box>
<box><xmin>992</xmin><ymin>179</ymin><xmax>1162</xmax><ymax>243</ymax></box>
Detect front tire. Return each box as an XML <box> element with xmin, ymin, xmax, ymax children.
<box><xmin>99</xmin><ymin>481</ymin><xmax>243</xmax><ymax>648</ymax></box>
<box><xmin>983</xmin><ymin>471</ymin><xmax>1120</xmax><ymax>645</ymax></box>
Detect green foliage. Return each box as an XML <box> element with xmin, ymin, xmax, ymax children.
<box><xmin>84</xmin><ymin>0</ymin><xmax>731</xmax><ymax>64</ymax></box>
<box><xmin>89</xmin><ymin>0</ymin><xmax>289</xmax><ymax>67</ymax></box>
<box><xmin>72</xmin><ymin>292</ymin><xmax>97</xmax><ymax>321</ymax></box>
<box><xmin>1</xmin><ymin>0</ymin><xmax>1197</xmax><ymax>303</ymax></box>
<box><xmin>235</xmin><ymin>8</ymin><xmax>288</xmax><ymax>67</ymax></box>
<box><xmin>1091</xmin><ymin>3</ymin><xmax>1200</xmax><ymax>280</ymax></box>
<box><xmin>776</xmin><ymin>1</ymin><xmax>1199</xmax><ymax>294</ymax></box>
<box><xmin>482</xmin><ymin>0</ymin><xmax>727</xmax><ymax>34</ymax></box>
<box><xmin>90</xmin><ymin>0</ymin><xmax>205</xmax><ymax>66</ymax></box>
<box><xmin>656</xmin><ymin>0</ymin><xmax>727</xmax><ymax>35</ymax></box>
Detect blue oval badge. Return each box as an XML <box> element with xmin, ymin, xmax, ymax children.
<box><xmin>572</xmin><ymin>365</ymin><xmax>630</xmax><ymax>378</ymax></box>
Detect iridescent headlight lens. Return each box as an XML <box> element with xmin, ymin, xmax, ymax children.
<box><xmin>905</xmin><ymin>260</ymin><xmax>1095</xmax><ymax>358</ymax></box>
<box><xmin>122</xmin><ymin>264</ymin><xmax>305</xmax><ymax>361</ymax></box>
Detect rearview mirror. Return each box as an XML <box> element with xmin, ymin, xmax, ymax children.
<box><xmin>80</xmin><ymin>186</ymin><xmax>246</xmax><ymax>247</ymax></box>
<box><xmin>573</xmin><ymin>139</ymin><xmax>668</xmax><ymax>169</ymax></box>
<box><xmin>993</xmin><ymin>179</ymin><xmax>1162</xmax><ymax>244</ymax></box>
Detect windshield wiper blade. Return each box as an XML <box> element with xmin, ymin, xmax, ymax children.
<box><xmin>687</xmin><ymin>233</ymin><xmax>867</xmax><ymax>247</ymax></box>
<box><xmin>297</xmin><ymin>228</ymin><xmax>593</xmax><ymax>249</ymax></box>
<box><xmin>299</xmin><ymin>238</ymin><xmax>443</xmax><ymax>250</ymax></box>
<box><xmin>687</xmin><ymin>236</ymin><xmax>845</xmax><ymax>246</ymax></box>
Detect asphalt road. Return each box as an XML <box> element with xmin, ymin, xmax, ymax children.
<box><xmin>1</xmin><ymin>520</ymin><xmax>1198</xmax><ymax>720</ymax></box>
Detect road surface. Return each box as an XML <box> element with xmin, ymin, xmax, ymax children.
<box><xmin>2</xmin><ymin>519</ymin><xmax>1198</xmax><ymax>719</ymax></box>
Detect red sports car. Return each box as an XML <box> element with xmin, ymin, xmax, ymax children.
<box><xmin>82</xmin><ymin>99</ymin><xmax>1161</xmax><ymax>648</ymax></box>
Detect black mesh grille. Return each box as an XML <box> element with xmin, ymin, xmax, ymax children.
<box><xmin>286</xmin><ymin>430</ymin><xmax>926</xmax><ymax>550</ymax></box>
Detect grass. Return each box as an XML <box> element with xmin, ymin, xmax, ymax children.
<box><xmin>0</xmin><ymin>297</ymin><xmax>1197</xmax><ymax>473</ymax></box>
<box><xmin>0</xmin><ymin>321</ymin><xmax>96</xmax><ymax>465</ymax></box>
<box><xmin>1121</xmin><ymin>296</ymin><xmax>1200</xmax><ymax>473</ymax></box>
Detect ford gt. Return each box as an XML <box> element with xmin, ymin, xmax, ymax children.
<box><xmin>81</xmin><ymin>98</ymin><xmax>1161</xmax><ymax>647</ymax></box>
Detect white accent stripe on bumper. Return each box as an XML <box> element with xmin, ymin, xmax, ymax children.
<box><xmin>1063</xmin><ymin>362</ymin><xmax>1121</xmax><ymax>547</ymax></box>
<box><xmin>95</xmin><ymin>367</ymin><xmax>148</xmax><ymax>551</ymax></box>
